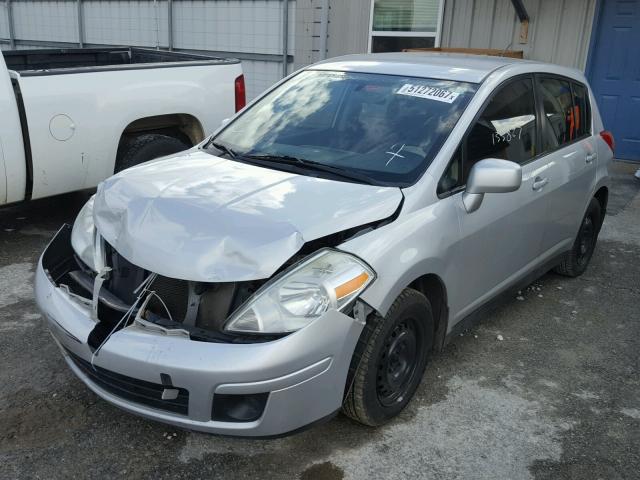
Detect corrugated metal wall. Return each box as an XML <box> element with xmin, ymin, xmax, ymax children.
<box><xmin>441</xmin><ymin>0</ymin><xmax>597</xmax><ymax>69</ymax></box>
<box><xmin>0</xmin><ymin>0</ymin><xmax>294</xmax><ymax>100</ymax></box>
<box><xmin>1</xmin><ymin>0</ymin><xmax>599</xmax><ymax>99</ymax></box>
<box><xmin>293</xmin><ymin>0</ymin><xmax>372</xmax><ymax>70</ymax></box>
<box><xmin>293</xmin><ymin>0</ymin><xmax>322</xmax><ymax>69</ymax></box>
<box><xmin>0</xmin><ymin>3</ymin><xmax>10</xmax><ymax>40</ymax></box>
<box><xmin>327</xmin><ymin>0</ymin><xmax>371</xmax><ymax>59</ymax></box>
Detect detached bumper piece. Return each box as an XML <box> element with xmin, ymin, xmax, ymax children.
<box><xmin>67</xmin><ymin>349</ymin><xmax>190</xmax><ymax>415</ymax></box>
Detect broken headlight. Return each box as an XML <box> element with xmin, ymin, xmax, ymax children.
<box><xmin>224</xmin><ymin>249</ymin><xmax>375</xmax><ymax>334</ymax></box>
<box><xmin>70</xmin><ymin>195</ymin><xmax>97</xmax><ymax>271</ymax></box>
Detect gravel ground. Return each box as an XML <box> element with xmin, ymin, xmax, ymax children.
<box><xmin>1</xmin><ymin>161</ymin><xmax>638</xmax><ymax>480</ymax></box>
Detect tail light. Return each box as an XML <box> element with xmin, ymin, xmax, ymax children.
<box><xmin>234</xmin><ymin>74</ymin><xmax>246</xmax><ymax>112</ymax></box>
<box><xmin>600</xmin><ymin>130</ymin><xmax>615</xmax><ymax>153</ymax></box>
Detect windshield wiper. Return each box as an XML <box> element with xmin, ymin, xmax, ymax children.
<box><xmin>243</xmin><ymin>154</ymin><xmax>375</xmax><ymax>185</ymax></box>
<box><xmin>207</xmin><ymin>140</ymin><xmax>237</xmax><ymax>159</ymax></box>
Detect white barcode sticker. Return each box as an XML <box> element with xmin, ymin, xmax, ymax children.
<box><xmin>396</xmin><ymin>84</ymin><xmax>460</xmax><ymax>103</ymax></box>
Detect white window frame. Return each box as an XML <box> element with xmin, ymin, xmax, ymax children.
<box><xmin>367</xmin><ymin>0</ymin><xmax>446</xmax><ymax>53</ymax></box>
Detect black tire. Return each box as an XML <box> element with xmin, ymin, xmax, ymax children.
<box><xmin>342</xmin><ymin>288</ymin><xmax>434</xmax><ymax>426</ymax></box>
<box><xmin>115</xmin><ymin>134</ymin><xmax>190</xmax><ymax>173</ymax></box>
<box><xmin>554</xmin><ymin>197</ymin><xmax>602</xmax><ymax>277</ymax></box>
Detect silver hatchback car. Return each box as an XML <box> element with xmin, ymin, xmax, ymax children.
<box><xmin>36</xmin><ymin>53</ymin><xmax>614</xmax><ymax>436</ymax></box>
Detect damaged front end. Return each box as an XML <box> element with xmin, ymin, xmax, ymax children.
<box><xmin>44</xmin><ymin>219</ymin><xmax>382</xmax><ymax>351</ymax></box>
<box><xmin>44</xmin><ymin>224</ymin><xmax>280</xmax><ymax>349</ymax></box>
<box><xmin>37</xmin><ymin>192</ymin><xmax>393</xmax><ymax>434</ymax></box>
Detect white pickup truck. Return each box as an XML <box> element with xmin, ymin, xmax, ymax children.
<box><xmin>0</xmin><ymin>47</ymin><xmax>244</xmax><ymax>206</ymax></box>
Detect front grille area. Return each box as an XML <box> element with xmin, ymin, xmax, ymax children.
<box><xmin>67</xmin><ymin>350</ymin><xmax>189</xmax><ymax>415</ymax></box>
<box><xmin>104</xmin><ymin>244</ymin><xmax>190</xmax><ymax>321</ymax></box>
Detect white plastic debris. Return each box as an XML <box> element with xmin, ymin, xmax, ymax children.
<box><xmin>516</xmin><ymin>296</ymin><xmax>525</xmax><ymax>301</ymax></box>
<box><xmin>538</xmin><ymin>294</ymin><xmax>543</xmax><ymax>298</ymax></box>
<box><xmin>571</xmin><ymin>310</ymin><xmax>578</xmax><ymax>315</ymax></box>
<box><xmin>497</xmin><ymin>335</ymin><xmax>504</xmax><ymax>341</ymax></box>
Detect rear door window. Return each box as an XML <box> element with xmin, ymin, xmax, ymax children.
<box><xmin>538</xmin><ymin>77</ymin><xmax>576</xmax><ymax>150</ymax></box>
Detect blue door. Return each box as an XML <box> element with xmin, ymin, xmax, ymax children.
<box><xmin>587</xmin><ymin>0</ymin><xmax>640</xmax><ymax>161</ymax></box>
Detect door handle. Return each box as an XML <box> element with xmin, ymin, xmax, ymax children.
<box><xmin>532</xmin><ymin>176</ymin><xmax>548</xmax><ymax>191</ymax></box>
<box><xmin>585</xmin><ymin>153</ymin><xmax>596</xmax><ymax>164</ymax></box>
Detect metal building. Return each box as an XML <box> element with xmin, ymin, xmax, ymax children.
<box><xmin>1</xmin><ymin>0</ymin><xmax>638</xmax><ymax>160</ymax></box>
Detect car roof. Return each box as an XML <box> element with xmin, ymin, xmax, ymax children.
<box><xmin>311</xmin><ymin>52</ymin><xmax>548</xmax><ymax>84</ymax></box>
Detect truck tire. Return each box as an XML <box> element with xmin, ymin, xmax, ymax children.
<box><xmin>115</xmin><ymin>134</ymin><xmax>190</xmax><ymax>173</ymax></box>
<box><xmin>343</xmin><ymin>288</ymin><xmax>433</xmax><ymax>426</ymax></box>
<box><xmin>554</xmin><ymin>197</ymin><xmax>602</xmax><ymax>277</ymax></box>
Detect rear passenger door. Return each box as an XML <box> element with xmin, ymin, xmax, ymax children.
<box><xmin>438</xmin><ymin>76</ymin><xmax>550</xmax><ymax>319</ymax></box>
<box><xmin>535</xmin><ymin>76</ymin><xmax>597</xmax><ymax>253</ymax></box>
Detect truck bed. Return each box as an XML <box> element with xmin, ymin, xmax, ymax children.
<box><xmin>3</xmin><ymin>47</ymin><xmax>238</xmax><ymax>76</ymax></box>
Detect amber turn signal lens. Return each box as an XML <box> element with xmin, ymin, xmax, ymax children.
<box><xmin>335</xmin><ymin>272</ymin><xmax>370</xmax><ymax>300</ymax></box>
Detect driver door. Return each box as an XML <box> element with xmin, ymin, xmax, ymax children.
<box><xmin>439</xmin><ymin>76</ymin><xmax>551</xmax><ymax>322</ymax></box>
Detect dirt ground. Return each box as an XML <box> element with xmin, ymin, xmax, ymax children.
<box><xmin>0</xmin><ymin>161</ymin><xmax>638</xmax><ymax>480</ymax></box>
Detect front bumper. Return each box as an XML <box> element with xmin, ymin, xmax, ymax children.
<box><xmin>35</xmin><ymin>227</ymin><xmax>364</xmax><ymax>436</ymax></box>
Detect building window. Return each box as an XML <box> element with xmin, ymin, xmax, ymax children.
<box><xmin>369</xmin><ymin>0</ymin><xmax>445</xmax><ymax>53</ymax></box>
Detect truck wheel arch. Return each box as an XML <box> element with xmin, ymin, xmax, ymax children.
<box><xmin>115</xmin><ymin>113</ymin><xmax>205</xmax><ymax>170</ymax></box>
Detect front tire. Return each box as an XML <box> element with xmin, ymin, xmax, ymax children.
<box><xmin>342</xmin><ymin>288</ymin><xmax>433</xmax><ymax>426</ymax></box>
<box><xmin>554</xmin><ymin>197</ymin><xmax>602</xmax><ymax>277</ymax></box>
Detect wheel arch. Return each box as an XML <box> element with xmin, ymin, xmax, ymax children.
<box><xmin>406</xmin><ymin>273</ymin><xmax>449</xmax><ymax>352</ymax></box>
<box><xmin>594</xmin><ymin>185</ymin><xmax>608</xmax><ymax>226</ymax></box>
<box><xmin>116</xmin><ymin>113</ymin><xmax>205</xmax><ymax>163</ymax></box>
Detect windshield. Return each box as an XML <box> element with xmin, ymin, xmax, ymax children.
<box><xmin>207</xmin><ymin>70</ymin><xmax>477</xmax><ymax>187</ymax></box>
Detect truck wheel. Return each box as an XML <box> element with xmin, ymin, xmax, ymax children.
<box><xmin>554</xmin><ymin>197</ymin><xmax>602</xmax><ymax>277</ymax></box>
<box><xmin>343</xmin><ymin>288</ymin><xmax>433</xmax><ymax>426</ymax></box>
<box><xmin>115</xmin><ymin>134</ymin><xmax>190</xmax><ymax>173</ymax></box>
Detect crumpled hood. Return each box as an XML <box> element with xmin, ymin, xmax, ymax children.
<box><xmin>93</xmin><ymin>150</ymin><xmax>402</xmax><ymax>281</ymax></box>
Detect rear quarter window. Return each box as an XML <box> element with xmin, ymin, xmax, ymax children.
<box><xmin>571</xmin><ymin>82</ymin><xmax>591</xmax><ymax>138</ymax></box>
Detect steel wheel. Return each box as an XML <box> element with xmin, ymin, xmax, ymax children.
<box><xmin>376</xmin><ymin>320</ymin><xmax>421</xmax><ymax>407</ymax></box>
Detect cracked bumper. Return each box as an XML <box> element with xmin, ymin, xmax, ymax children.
<box><xmin>34</xmin><ymin>229</ymin><xmax>364</xmax><ymax>436</ymax></box>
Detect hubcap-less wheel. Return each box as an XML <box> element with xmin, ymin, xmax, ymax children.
<box><xmin>553</xmin><ymin>198</ymin><xmax>602</xmax><ymax>278</ymax></box>
<box><xmin>342</xmin><ymin>288</ymin><xmax>433</xmax><ymax>426</ymax></box>
<box><xmin>376</xmin><ymin>319</ymin><xmax>422</xmax><ymax>407</ymax></box>
<box><xmin>577</xmin><ymin>215</ymin><xmax>595</xmax><ymax>267</ymax></box>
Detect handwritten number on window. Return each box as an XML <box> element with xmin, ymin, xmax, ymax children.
<box><xmin>491</xmin><ymin>127</ymin><xmax>523</xmax><ymax>146</ymax></box>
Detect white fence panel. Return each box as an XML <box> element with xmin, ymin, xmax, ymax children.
<box><xmin>173</xmin><ymin>0</ymin><xmax>288</xmax><ymax>56</ymax></box>
<box><xmin>0</xmin><ymin>3</ymin><xmax>8</xmax><ymax>39</ymax></box>
<box><xmin>84</xmin><ymin>0</ymin><xmax>169</xmax><ymax>48</ymax></box>
<box><xmin>12</xmin><ymin>0</ymin><xmax>78</xmax><ymax>43</ymax></box>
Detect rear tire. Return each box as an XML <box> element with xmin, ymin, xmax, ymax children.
<box><xmin>554</xmin><ymin>197</ymin><xmax>602</xmax><ymax>277</ymax></box>
<box><xmin>115</xmin><ymin>134</ymin><xmax>190</xmax><ymax>173</ymax></box>
<box><xmin>342</xmin><ymin>288</ymin><xmax>433</xmax><ymax>426</ymax></box>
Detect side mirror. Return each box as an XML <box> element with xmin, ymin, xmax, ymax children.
<box><xmin>463</xmin><ymin>158</ymin><xmax>522</xmax><ymax>213</ymax></box>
